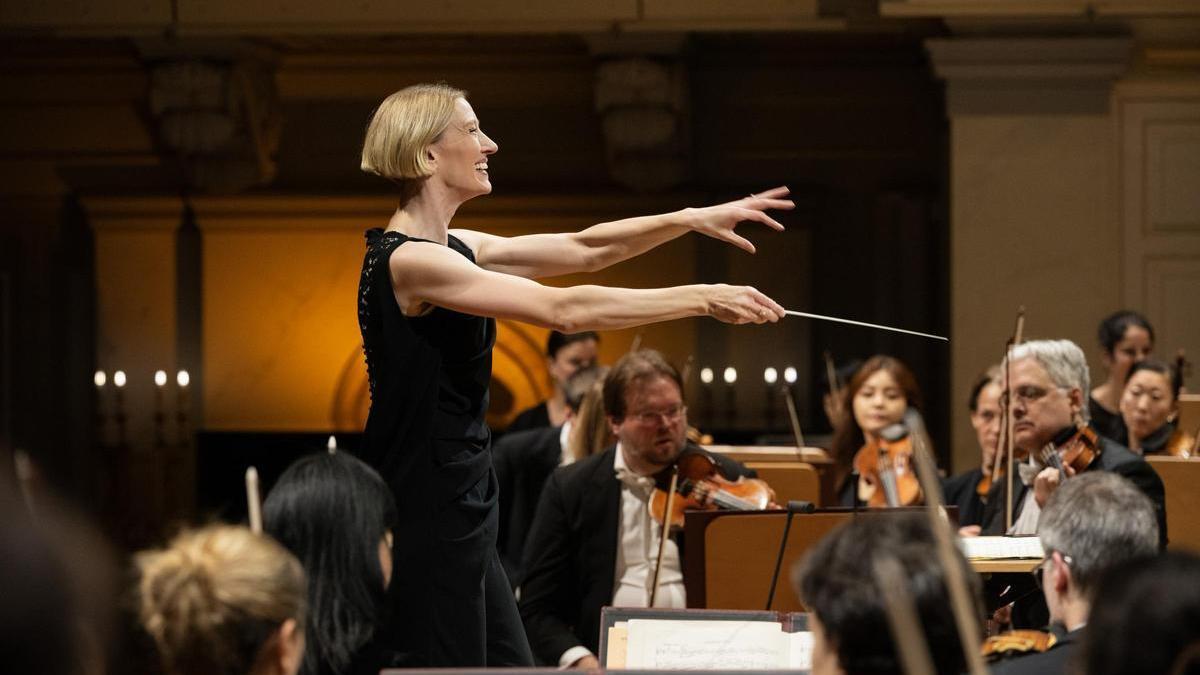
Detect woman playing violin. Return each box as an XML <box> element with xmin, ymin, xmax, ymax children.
<box><xmin>829</xmin><ymin>355</ymin><xmax>924</xmax><ymax>506</ymax></box>
<box><xmin>1120</xmin><ymin>359</ymin><xmax>1196</xmax><ymax>457</ymax></box>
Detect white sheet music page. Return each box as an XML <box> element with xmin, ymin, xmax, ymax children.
<box><xmin>959</xmin><ymin>536</ymin><xmax>1044</xmax><ymax>560</ymax></box>
<box><xmin>624</xmin><ymin>619</ymin><xmax>813</xmax><ymax>670</ymax></box>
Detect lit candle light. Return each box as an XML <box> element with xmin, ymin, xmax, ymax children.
<box><xmin>153</xmin><ymin>370</ymin><xmax>167</xmax><ymax>446</ymax></box>
<box><xmin>327</xmin><ymin>435</ymin><xmax>338</xmax><ymax>454</ymax></box>
<box><xmin>176</xmin><ymin>370</ymin><xmax>190</xmax><ymax>446</ymax></box>
<box><xmin>700</xmin><ymin>367</ymin><xmax>714</xmax><ymax>385</ymax></box>
<box><xmin>784</xmin><ymin>366</ymin><xmax>798</xmax><ymax>385</ymax></box>
<box><xmin>94</xmin><ymin>370</ymin><xmax>107</xmax><ymax>388</ymax></box>
<box><xmin>723</xmin><ymin>367</ymin><xmax>738</xmax><ymax>385</ymax></box>
<box><xmin>763</xmin><ymin>367</ymin><xmax>778</xmax><ymax>385</ymax></box>
<box><xmin>112</xmin><ymin>370</ymin><xmax>127</xmax><ymax>446</ymax></box>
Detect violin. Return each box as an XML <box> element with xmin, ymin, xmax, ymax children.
<box><xmin>1038</xmin><ymin>425</ymin><xmax>1101</xmax><ymax>478</ymax></box>
<box><xmin>648</xmin><ymin>451</ymin><xmax>775</xmax><ymax>528</ymax></box>
<box><xmin>981</xmin><ymin>630</ymin><xmax>1057</xmax><ymax>662</ymax></box>
<box><xmin>976</xmin><ymin>439</ymin><xmax>1031</xmax><ymax>498</ymax></box>
<box><xmin>853</xmin><ymin>423</ymin><xmax>922</xmax><ymax>507</ymax></box>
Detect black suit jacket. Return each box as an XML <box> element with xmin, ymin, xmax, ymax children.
<box><xmin>494</xmin><ymin>425</ymin><xmax>564</xmax><ymax>589</ymax></box>
<box><xmin>518</xmin><ymin>444</ymin><xmax>752</xmax><ymax>666</ymax></box>
<box><xmin>942</xmin><ymin>467</ymin><xmax>986</xmax><ymax>528</ymax></box>
<box><xmin>981</xmin><ymin>433</ymin><xmax>1168</xmax><ymax>547</ymax></box>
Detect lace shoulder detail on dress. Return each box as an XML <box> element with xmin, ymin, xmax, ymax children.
<box><xmin>358</xmin><ymin>229</ymin><xmax>407</xmax><ymax>401</ymax></box>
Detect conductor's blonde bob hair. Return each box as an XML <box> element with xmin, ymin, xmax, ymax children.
<box><xmin>360</xmin><ymin>83</ymin><xmax>467</xmax><ymax>185</ymax></box>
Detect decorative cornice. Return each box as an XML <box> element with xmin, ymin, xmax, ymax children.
<box><xmin>926</xmin><ymin>37</ymin><xmax>1134</xmax><ymax>114</ymax></box>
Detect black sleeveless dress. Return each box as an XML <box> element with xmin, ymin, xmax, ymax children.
<box><xmin>357</xmin><ymin>228</ymin><xmax>533</xmax><ymax>667</ymax></box>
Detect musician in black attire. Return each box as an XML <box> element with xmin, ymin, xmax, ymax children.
<box><xmin>991</xmin><ymin>472</ymin><xmax>1159</xmax><ymax>675</ymax></box>
<box><xmin>1088</xmin><ymin>310</ymin><xmax>1154</xmax><ymax>443</ymax></box>
<box><xmin>507</xmin><ymin>331</ymin><xmax>599</xmax><ymax>434</ymax></box>
<box><xmin>941</xmin><ymin>367</ymin><xmax>1000</xmax><ymax>529</ymax></box>
<box><xmin>979</xmin><ymin>340</ymin><xmax>1166</xmax><ymax>547</ymax></box>
<box><xmin>356</xmin><ymin>83</ymin><xmax>791</xmax><ymax>666</ymax></box>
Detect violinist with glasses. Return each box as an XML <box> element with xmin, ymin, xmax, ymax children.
<box><xmin>518</xmin><ymin>349</ymin><xmax>758</xmax><ymax>668</ymax></box>
<box><xmin>1119</xmin><ymin>358</ymin><xmax>1197</xmax><ymax>457</ymax></box>
<box><xmin>979</xmin><ymin>340</ymin><xmax>1166</xmax><ymax>547</ymax></box>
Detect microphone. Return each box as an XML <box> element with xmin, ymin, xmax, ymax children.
<box><xmin>765</xmin><ymin>500</ymin><xmax>816</xmax><ymax>610</ymax></box>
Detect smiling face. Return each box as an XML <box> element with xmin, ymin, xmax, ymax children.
<box><xmin>1010</xmin><ymin>357</ymin><xmax>1082</xmax><ymax>451</ymax></box>
<box><xmin>427</xmin><ymin>97</ymin><xmax>498</xmax><ymax>202</ymax></box>
<box><xmin>1120</xmin><ymin>369</ymin><xmax>1176</xmax><ymax>442</ymax></box>
<box><xmin>610</xmin><ymin>374</ymin><xmax>687</xmax><ymax>474</ymax></box>
<box><xmin>1103</xmin><ymin>325</ymin><xmax>1152</xmax><ymax>382</ymax></box>
<box><xmin>852</xmin><ymin>369</ymin><xmax>907</xmax><ymax>438</ymax></box>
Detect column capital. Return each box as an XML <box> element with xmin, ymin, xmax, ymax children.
<box><xmin>926</xmin><ymin>37</ymin><xmax>1133</xmax><ymax>115</ymax></box>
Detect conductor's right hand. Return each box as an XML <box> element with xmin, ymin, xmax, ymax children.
<box><xmin>705</xmin><ymin>285</ymin><xmax>786</xmax><ymax>324</ymax></box>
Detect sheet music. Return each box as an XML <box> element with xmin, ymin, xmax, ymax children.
<box><xmin>624</xmin><ymin>619</ymin><xmax>812</xmax><ymax>670</ymax></box>
<box><xmin>959</xmin><ymin>536</ymin><xmax>1043</xmax><ymax>560</ymax></box>
<box><xmin>606</xmin><ymin>623</ymin><xmax>628</xmax><ymax>668</ymax></box>
<box><xmin>786</xmin><ymin>631</ymin><xmax>814</xmax><ymax>669</ymax></box>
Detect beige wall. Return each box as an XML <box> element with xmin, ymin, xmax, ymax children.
<box><xmin>949</xmin><ymin>114</ymin><xmax>1121</xmax><ymax>470</ymax></box>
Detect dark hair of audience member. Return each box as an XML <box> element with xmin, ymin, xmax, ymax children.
<box><xmin>546</xmin><ymin>330</ymin><xmax>599</xmax><ymax>358</ymax></box>
<box><xmin>136</xmin><ymin>524</ymin><xmax>307</xmax><ymax>675</ymax></box>
<box><xmin>1125</xmin><ymin>357</ymin><xmax>1183</xmax><ymax>400</ymax></box>
<box><xmin>1097</xmin><ymin>310</ymin><xmax>1155</xmax><ymax>355</ymax></box>
<box><xmin>794</xmin><ymin>513</ymin><xmax>981</xmax><ymax>675</ymax></box>
<box><xmin>0</xmin><ymin>493</ymin><xmax>76</xmax><ymax>675</ymax></box>
<box><xmin>1080</xmin><ymin>551</ymin><xmax>1200</xmax><ymax>675</ymax></box>
<box><xmin>602</xmin><ymin>349</ymin><xmax>683</xmax><ymax>420</ymax></box>
<box><xmin>0</xmin><ymin>464</ymin><xmax>119</xmax><ymax>675</ymax></box>
<box><xmin>829</xmin><ymin>355</ymin><xmax>924</xmax><ymax>484</ymax></box>
<box><xmin>263</xmin><ymin>451</ymin><xmax>397</xmax><ymax>675</ymax></box>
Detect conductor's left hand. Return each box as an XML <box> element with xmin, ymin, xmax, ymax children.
<box><xmin>683</xmin><ymin>186</ymin><xmax>793</xmax><ymax>254</ymax></box>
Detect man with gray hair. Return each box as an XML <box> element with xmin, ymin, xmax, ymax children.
<box><xmin>980</xmin><ymin>339</ymin><xmax>1165</xmax><ymax>545</ymax></box>
<box><xmin>991</xmin><ymin>471</ymin><xmax>1160</xmax><ymax>674</ymax></box>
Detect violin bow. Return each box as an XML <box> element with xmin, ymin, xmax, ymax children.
<box><xmin>245</xmin><ymin>466</ymin><xmax>263</xmax><ymax>535</ymax></box>
<box><xmin>629</xmin><ymin>332</ymin><xmax>644</xmax><ymax>354</ymax></box>
<box><xmin>873</xmin><ymin>553</ymin><xmax>937</xmax><ymax>675</ymax></box>
<box><xmin>783</xmin><ymin>386</ymin><xmax>807</xmax><ymax>452</ymax></box>
<box><xmin>824</xmin><ymin>351</ymin><xmax>842</xmax><ymax>406</ymax></box>
<box><xmin>649</xmin><ymin>468</ymin><xmax>679</xmax><ymax>608</ymax></box>
<box><xmin>1003</xmin><ymin>308</ymin><xmax>1026</xmax><ymax>534</ymax></box>
<box><xmin>907</xmin><ymin>411</ymin><xmax>989</xmax><ymax>675</ymax></box>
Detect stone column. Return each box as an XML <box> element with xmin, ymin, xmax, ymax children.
<box><xmin>927</xmin><ymin>37</ymin><xmax>1132</xmax><ymax>471</ymax></box>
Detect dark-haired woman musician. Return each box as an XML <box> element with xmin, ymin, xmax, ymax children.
<box><xmin>1090</xmin><ymin>310</ymin><xmax>1154</xmax><ymax>443</ymax></box>
<box><xmin>828</xmin><ymin>355</ymin><xmax>924</xmax><ymax>506</ymax></box>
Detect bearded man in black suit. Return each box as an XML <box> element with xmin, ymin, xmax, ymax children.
<box><xmin>518</xmin><ymin>349</ymin><xmax>752</xmax><ymax>668</ymax></box>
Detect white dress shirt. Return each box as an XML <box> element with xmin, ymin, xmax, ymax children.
<box><xmin>557</xmin><ymin>443</ymin><xmax>686</xmax><ymax>668</ymax></box>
